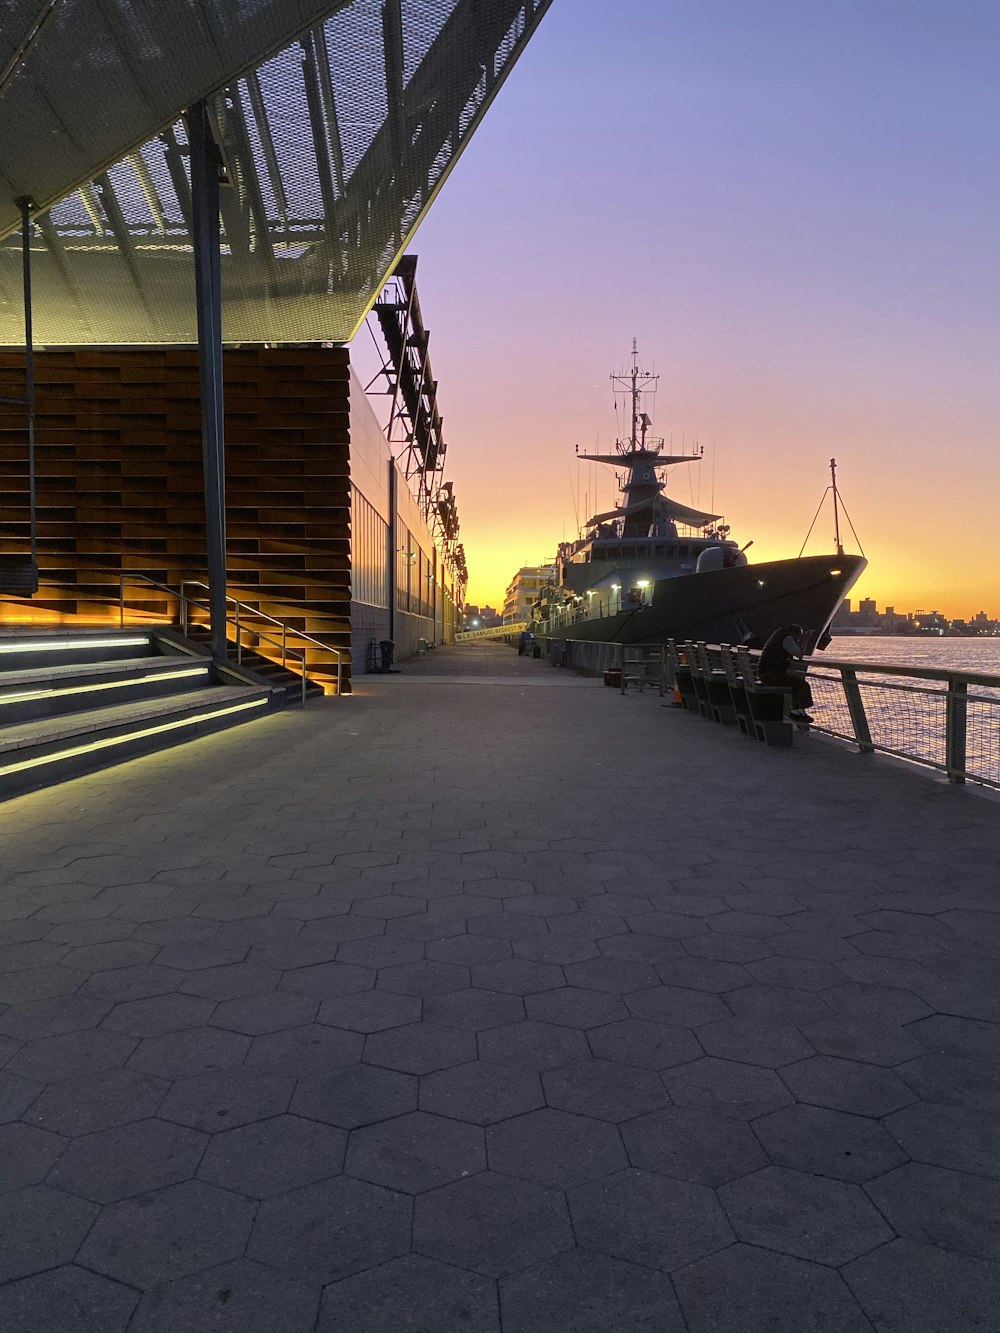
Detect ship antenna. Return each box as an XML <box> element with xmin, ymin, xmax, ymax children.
<box><xmin>830</xmin><ymin>457</ymin><xmax>844</xmax><ymax>557</ymax></box>
<box><xmin>631</xmin><ymin>337</ymin><xmax>639</xmax><ymax>451</ymax></box>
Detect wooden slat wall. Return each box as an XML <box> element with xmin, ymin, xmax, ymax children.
<box><xmin>0</xmin><ymin>347</ymin><xmax>353</xmax><ymax>691</ymax></box>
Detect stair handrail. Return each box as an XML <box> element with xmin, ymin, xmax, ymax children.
<box><xmin>118</xmin><ymin>573</ymin><xmax>314</xmax><ymax>704</ymax></box>
<box><xmin>177</xmin><ymin>580</ymin><xmax>343</xmax><ymax>698</ymax></box>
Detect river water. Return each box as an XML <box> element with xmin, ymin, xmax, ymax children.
<box><xmin>825</xmin><ymin>635</ymin><xmax>1000</xmax><ymax>676</ymax></box>
<box><xmin>809</xmin><ymin>636</ymin><xmax>1000</xmax><ymax>784</ymax></box>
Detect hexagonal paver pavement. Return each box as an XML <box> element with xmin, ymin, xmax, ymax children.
<box><xmin>0</xmin><ymin>1185</ymin><xmax>98</xmax><ymax>1282</ymax></box>
<box><xmin>894</xmin><ymin>1052</ymin><xmax>1000</xmax><ymax>1113</ymax></box>
<box><xmin>588</xmin><ymin>1018</ymin><xmax>702</xmax><ymax>1071</ymax></box>
<box><xmin>22</xmin><ymin>1069</ymin><xmax>168</xmax><ymax>1137</ymax></box>
<box><xmin>471</xmin><ymin>959</ymin><xmax>565</xmax><ymax>995</ymax></box>
<box><xmin>8</xmin><ymin>1029</ymin><xmax>137</xmax><ymax>1084</ymax></box>
<box><xmin>622</xmin><ymin>1106</ymin><xmax>768</xmax><ymax>1186</ymax></box>
<box><xmin>318</xmin><ymin>1255</ymin><xmax>499</xmax><ymax>1333</ymax></box>
<box><xmin>198</xmin><ymin>1114</ymin><xmax>346</xmax><ymax>1196</ymax></box>
<box><xmin>345</xmin><ymin>1110</ymin><xmax>485</xmax><ymax>1193</ymax></box>
<box><xmin>486</xmin><ymin>1108</ymin><xmax>626</xmax><ymax>1188</ymax></box>
<box><xmin>158</xmin><ymin>1067</ymin><xmax>294</xmax><ymax>1133</ymax></box>
<box><xmin>413</xmin><ymin>1171</ymin><xmax>572</xmax><ymax>1277</ymax></box>
<box><xmin>568</xmin><ymin>1168</ymin><xmax>733</xmax><ymax>1272</ymax></box>
<box><xmin>625</xmin><ymin>984</ymin><xmax>730</xmax><ymax>1027</ymax></box>
<box><xmin>718</xmin><ymin>1164</ymin><xmax>893</xmax><ymax>1264</ymax></box>
<box><xmin>542</xmin><ymin>1059</ymin><xmax>669</xmax><ymax>1123</ymax></box>
<box><xmin>695</xmin><ymin>1018</ymin><xmax>815</xmax><ymax>1067</ymax></box>
<box><xmin>363</xmin><ymin>1021</ymin><xmax>476</xmax><ymax>1075</ymax></box>
<box><xmin>753</xmin><ymin>1103</ymin><xmax>908</xmax><ymax>1183</ymax></box>
<box><xmin>499</xmin><ymin>1249</ymin><xmax>685</xmax><ymax>1333</ymax></box>
<box><xmin>478</xmin><ymin>1020</ymin><xmax>589</xmax><ymax>1071</ymax></box>
<box><xmin>883</xmin><ymin>1100</ymin><xmax>1000</xmax><ymax>1179</ymax></box>
<box><xmin>47</xmin><ymin>1117</ymin><xmax>207</xmax><ymax>1202</ymax></box>
<box><xmin>423</xmin><ymin>987</ymin><xmax>524</xmax><ymax>1031</ymax></box>
<box><xmin>842</xmin><ymin>1238</ymin><xmax>1000</xmax><ymax>1333</ymax></box>
<box><xmin>664</xmin><ymin>1058</ymin><xmax>792</xmax><ymax>1119</ymax></box>
<box><xmin>129</xmin><ymin>1259</ymin><xmax>320</xmax><ymax>1333</ymax></box>
<box><xmin>865</xmin><ymin>1162</ymin><xmax>1000</xmax><ymax>1262</ymax></box>
<box><xmin>419</xmin><ymin>1061</ymin><xmax>544</xmax><ymax>1125</ymax></box>
<box><xmin>780</xmin><ymin>1055</ymin><xmax>915</xmax><ymax>1116</ymax></box>
<box><xmin>0</xmin><ymin>1265</ymin><xmax>138</xmax><ymax>1333</ymax></box>
<box><xmin>128</xmin><ymin>1027</ymin><xmax>250</xmax><ymax>1080</ymax></box>
<box><xmin>292</xmin><ymin>1065</ymin><xmax>417</xmax><ymax>1128</ymax></box>
<box><xmin>525</xmin><ymin>986</ymin><xmax>628</xmax><ymax>1029</ymax></box>
<box><xmin>675</xmin><ymin>1243</ymin><xmax>873</xmax><ymax>1333</ymax></box>
<box><xmin>77</xmin><ymin>1180</ymin><xmax>255</xmax><ymax>1287</ymax></box>
<box><xmin>0</xmin><ymin>1123</ymin><xmax>67</xmax><ymax>1190</ymax></box>
<box><xmin>244</xmin><ymin>1025</ymin><xmax>363</xmax><ymax>1078</ymax></box>
<box><xmin>247</xmin><ymin>1176</ymin><xmax>411</xmax><ymax>1282</ymax></box>
<box><xmin>377</xmin><ymin>961</ymin><xmax>469</xmax><ymax>997</ymax></box>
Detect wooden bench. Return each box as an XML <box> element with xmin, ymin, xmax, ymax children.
<box><xmin>735</xmin><ymin>647</ymin><xmax>795</xmax><ymax>747</ymax></box>
<box><xmin>720</xmin><ymin>645</ymin><xmax>756</xmax><ymax>738</ymax></box>
<box><xmin>688</xmin><ymin>641</ymin><xmax>737</xmax><ymax>725</ymax></box>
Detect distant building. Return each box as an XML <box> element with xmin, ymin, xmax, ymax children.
<box><xmin>504</xmin><ymin>565</ymin><xmax>556</xmax><ymax>624</ymax></box>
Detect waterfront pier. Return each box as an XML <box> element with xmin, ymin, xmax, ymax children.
<box><xmin>1</xmin><ymin>641</ymin><xmax>999</xmax><ymax>1330</ymax></box>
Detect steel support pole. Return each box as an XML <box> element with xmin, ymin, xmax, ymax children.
<box><xmin>16</xmin><ymin>197</ymin><xmax>37</xmax><ymax>572</ymax></box>
<box><xmin>188</xmin><ymin>100</ymin><xmax>229</xmax><ymax>664</ymax></box>
<box><xmin>387</xmin><ymin>459</ymin><xmax>397</xmax><ymax>644</ymax></box>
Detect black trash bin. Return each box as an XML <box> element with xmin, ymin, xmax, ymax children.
<box><xmin>379</xmin><ymin>640</ymin><xmax>396</xmax><ymax>673</ymax></box>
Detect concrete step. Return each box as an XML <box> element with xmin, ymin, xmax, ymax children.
<box><xmin>0</xmin><ymin>627</ymin><xmax>158</xmax><ymax>673</ymax></box>
<box><xmin>182</xmin><ymin>624</ymin><xmax>326</xmax><ymax>701</ymax></box>
<box><xmin>0</xmin><ymin>685</ymin><xmax>273</xmax><ymax>801</ymax></box>
<box><xmin>0</xmin><ymin>655</ymin><xmax>213</xmax><ymax>724</ymax></box>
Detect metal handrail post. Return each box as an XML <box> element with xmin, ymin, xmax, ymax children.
<box><xmin>118</xmin><ymin>573</ymin><xmax>125</xmax><ymax>627</ymax></box>
<box><xmin>841</xmin><ymin>667</ymin><xmax>874</xmax><ymax>753</ymax></box>
<box><xmin>282</xmin><ymin>624</ymin><xmax>287</xmax><ymax>668</ymax></box>
<box><xmin>946</xmin><ymin>677</ymin><xmax>968</xmax><ymax>784</ymax></box>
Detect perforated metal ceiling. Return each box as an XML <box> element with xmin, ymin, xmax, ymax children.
<box><xmin>0</xmin><ymin>0</ymin><xmax>552</xmax><ymax>345</ymax></box>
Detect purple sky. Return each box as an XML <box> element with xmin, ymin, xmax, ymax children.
<box><xmin>384</xmin><ymin>0</ymin><xmax>1000</xmax><ymax>614</ymax></box>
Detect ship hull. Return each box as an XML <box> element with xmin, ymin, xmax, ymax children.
<box><xmin>543</xmin><ymin>553</ymin><xmax>866</xmax><ymax>651</ymax></box>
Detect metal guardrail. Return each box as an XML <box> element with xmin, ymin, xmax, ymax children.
<box><xmin>178</xmin><ymin>580</ymin><xmax>343</xmax><ymax>699</ymax></box>
<box><xmin>549</xmin><ymin>634</ymin><xmax>1000</xmax><ymax>789</ymax></box>
<box><xmin>118</xmin><ymin>573</ymin><xmax>344</xmax><ymax>704</ymax></box>
<box><xmin>801</xmin><ymin>654</ymin><xmax>1000</xmax><ymax>788</ymax></box>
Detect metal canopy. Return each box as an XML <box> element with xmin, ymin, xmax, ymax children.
<box><xmin>0</xmin><ymin>0</ymin><xmax>553</xmax><ymax>346</ymax></box>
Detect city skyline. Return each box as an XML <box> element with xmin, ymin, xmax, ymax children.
<box><xmin>390</xmin><ymin>0</ymin><xmax>998</xmax><ymax>621</ymax></box>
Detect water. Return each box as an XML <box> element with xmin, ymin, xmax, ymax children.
<box><xmin>826</xmin><ymin>635</ymin><xmax>1000</xmax><ymax>676</ymax></box>
<box><xmin>812</xmin><ymin>636</ymin><xmax>1000</xmax><ymax>784</ymax></box>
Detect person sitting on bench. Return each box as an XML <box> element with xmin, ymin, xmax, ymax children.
<box><xmin>758</xmin><ymin>624</ymin><xmax>814</xmax><ymax>722</ymax></box>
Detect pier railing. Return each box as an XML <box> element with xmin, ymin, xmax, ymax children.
<box><xmin>803</xmin><ymin>655</ymin><xmax>1000</xmax><ymax>788</ymax></box>
<box><xmin>546</xmin><ymin>636</ymin><xmax>1000</xmax><ymax>788</ymax></box>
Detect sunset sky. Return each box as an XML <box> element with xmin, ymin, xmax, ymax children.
<box><xmin>372</xmin><ymin>0</ymin><xmax>999</xmax><ymax>618</ymax></box>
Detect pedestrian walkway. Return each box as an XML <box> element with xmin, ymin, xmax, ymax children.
<box><xmin>0</xmin><ymin>640</ymin><xmax>999</xmax><ymax>1332</ymax></box>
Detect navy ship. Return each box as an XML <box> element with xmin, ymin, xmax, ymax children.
<box><xmin>542</xmin><ymin>344</ymin><xmax>865</xmax><ymax>652</ymax></box>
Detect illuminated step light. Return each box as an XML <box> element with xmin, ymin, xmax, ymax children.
<box><xmin>0</xmin><ymin>697</ymin><xmax>268</xmax><ymax>779</ymax></box>
<box><xmin>0</xmin><ymin>666</ymin><xmax>208</xmax><ymax>706</ymax></box>
<box><xmin>0</xmin><ymin>637</ymin><xmax>151</xmax><ymax>654</ymax></box>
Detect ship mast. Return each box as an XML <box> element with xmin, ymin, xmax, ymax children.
<box><xmin>612</xmin><ymin>338</ymin><xmax>657</xmax><ymax>457</ymax></box>
<box><xmin>630</xmin><ymin>338</ymin><xmax>639</xmax><ymax>450</ymax></box>
<box><xmin>830</xmin><ymin>457</ymin><xmax>844</xmax><ymax>557</ymax></box>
